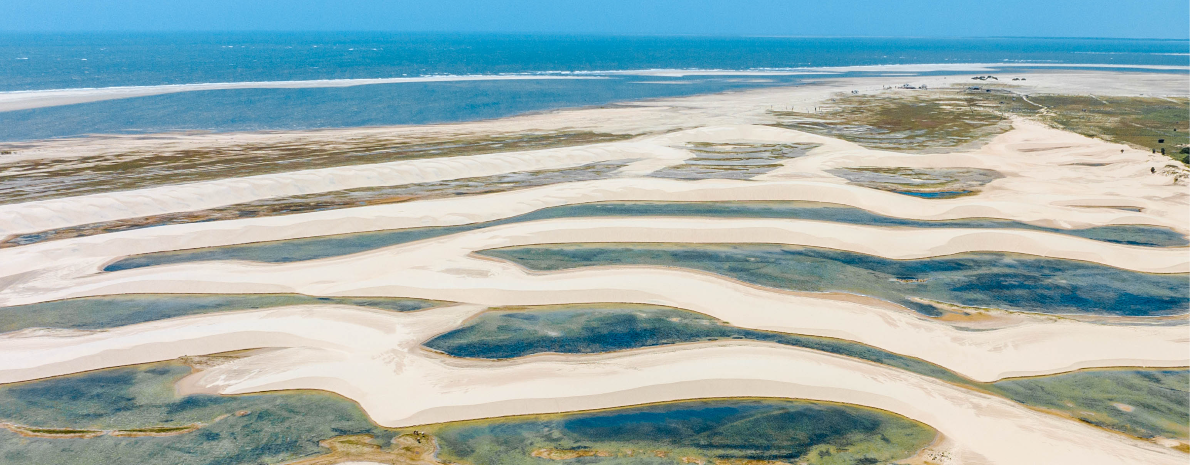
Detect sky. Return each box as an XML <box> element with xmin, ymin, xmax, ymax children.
<box><xmin>1</xmin><ymin>0</ymin><xmax>1188</xmax><ymax>40</ymax></box>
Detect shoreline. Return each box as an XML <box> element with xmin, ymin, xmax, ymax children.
<box><xmin>2</xmin><ymin>63</ymin><xmax>1186</xmax><ymax>115</ymax></box>
<box><xmin>0</xmin><ymin>67</ymin><xmax>1186</xmax><ymax>465</ymax></box>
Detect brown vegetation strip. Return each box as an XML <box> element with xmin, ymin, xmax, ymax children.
<box><xmin>0</xmin><ymin>131</ymin><xmax>631</xmax><ymax>205</ymax></box>
<box><xmin>1</xmin><ymin>160</ymin><xmax>632</xmax><ymax>248</ymax></box>
<box><xmin>281</xmin><ymin>433</ymin><xmax>443</xmax><ymax>465</ymax></box>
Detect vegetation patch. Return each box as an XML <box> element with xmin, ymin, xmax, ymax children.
<box><xmin>3</xmin><ymin>159</ymin><xmax>632</xmax><ymax>248</ymax></box>
<box><xmin>770</xmin><ymin>91</ymin><xmax>1010</xmax><ymax>152</ymax></box>
<box><xmin>0</xmin><ymin>131</ymin><xmax>632</xmax><ymax>205</ymax></box>
<box><xmin>988</xmin><ymin>369</ymin><xmax>1189</xmax><ymax>443</ymax></box>
<box><xmin>280</xmin><ymin>433</ymin><xmax>442</xmax><ymax>465</ymax></box>
<box><xmin>999</xmin><ymin>94</ymin><xmax>1189</xmax><ymax>164</ymax></box>
<box><xmin>0</xmin><ymin>293</ymin><xmax>446</xmax><ymax>333</ymax></box>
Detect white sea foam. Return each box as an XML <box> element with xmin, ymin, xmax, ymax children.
<box><xmin>0</xmin><ymin>74</ymin><xmax>604</xmax><ymax>113</ymax></box>
<box><xmin>1</xmin><ymin>62</ymin><xmax>1183</xmax><ymax>113</ymax></box>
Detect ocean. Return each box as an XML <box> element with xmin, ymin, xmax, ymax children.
<box><xmin>0</xmin><ymin>33</ymin><xmax>1186</xmax><ymax>141</ymax></box>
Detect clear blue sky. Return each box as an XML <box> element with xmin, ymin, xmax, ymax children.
<box><xmin>2</xmin><ymin>0</ymin><xmax>1188</xmax><ymax>39</ymax></box>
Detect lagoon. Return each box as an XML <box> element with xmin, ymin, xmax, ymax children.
<box><xmin>479</xmin><ymin>243</ymin><xmax>1189</xmax><ymax>316</ymax></box>
<box><xmin>102</xmin><ymin>200</ymin><xmax>1189</xmax><ymax>273</ymax></box>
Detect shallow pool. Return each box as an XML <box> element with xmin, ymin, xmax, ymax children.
<box><xmin>103</xmin><ymin>201</ymin><xmax>1189</xmax><ymax>272</ymax></box>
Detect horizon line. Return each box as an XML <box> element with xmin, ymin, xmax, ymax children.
<box><xmin>0</xmin><ymin>30</ymin><xmax>1187</xmax><ymax>42</ymax></box>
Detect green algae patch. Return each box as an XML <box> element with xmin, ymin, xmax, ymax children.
<box><xmin>0</xmin><ymin>362</ymin><xmax>397</xmax><ymax>465</ymax></box>
<box><xmin>0</xmin><ymin>360</ymin><xmax>936</xmax><ymax>465</ymax></box>
<box><xmin>989</xmin><ymin>368</ymin><xmax>1190</xmax><ymax>442</ymax></box>
<box><xmin>479</xmin><ymin>243</ymin><xmax>1189</xmax><ymax>317</ymax></box>
<box><xmin>0</xmin><ymin>293</ymin><xmax>446</xmax><ymax>333</ymax></box>
<box><xmin>421</xmin><ymin>398</ymin><xmax>937</xmax><ymax>465</ymax></box>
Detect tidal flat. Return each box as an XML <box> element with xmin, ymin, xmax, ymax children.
<box><xmin>770</xmin><ymin>91</ymin><xmax>1011</xmax><ymax>152</ymax></box>
<box><xmin>3</xmin><ymin>160</ymin><xmax>633</xmax><ymax>248</ymax></box>
<box><xmin>827</xmin><ymin>167</ymin><xmax>1005</xmax><ymax>198</ymax></box>
<box><xmin>0</xmin><ymin>131</ymin><xmax>631</xmax><ymax>205</ymax></box>
<box><xmin>101</xmin><ymin>200</ymin><xmax>1188</xmax><ymax>272</ymax></box>
<box><xmin>478</xmin><ymin>243</ymin><xmax>1189</xmax><ymax>316</ymax></box>
<box><xmin>648</xmin><ymin>143</ymin><xmax>816</xmax><ymax>180</ymax></box>
<box><xmin>0</xmin><ymin>294</ymin><xmax>444</xmax><ymax>333</ymax></box>
<box><xmin>0</xmin><ymin>360</ymin><xmax>938</xmax><ymax>465</ymax></box>
<box><xmin>771</xmin><ymin>87</ymin><xmax>1189</xmax><ymax>163</ymax></box>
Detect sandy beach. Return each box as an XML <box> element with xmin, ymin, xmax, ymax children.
<box><xmin>0</xmin><ymin>69</ymin><xmax>1187</xmax><ymax>464</ymax></box>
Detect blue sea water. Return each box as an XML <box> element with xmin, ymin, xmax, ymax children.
<box><xmin>0</xmin><ymin>33</ymin><xmax>1186</xmax><ymax>140</ymax></box>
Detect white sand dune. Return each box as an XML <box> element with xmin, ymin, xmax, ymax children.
<box><xmin>23</xmin><ymin>218</ymin><xmax>1184</xmax><ymax>383</ymax></box>
<box><xmin>4</xmin><ymin>176</ymin><xmax>1181</xmax><ymax>281</ymax></box>
<box><xmin>0</xmin><ymin>71</ymin><xmax>1187</xmax><ymax>464</ymax></box>
<box><xmin>1</xmin><ymin>119</ymin><xmax>1186</xmax><ymax>292</ymax></box>
<box><xmin>0</xmin><ymin>122</ymin><xmax>851</xmax><ymax>236</ymax></box>
<box><xmin>4</xmin><ymin>73</ymin><xmax>1187</xmax><ymax>237</ymax></box>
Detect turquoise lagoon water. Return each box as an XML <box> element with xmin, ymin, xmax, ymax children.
<box><xmin>425</xmin><ymin>304</ymin><xmax>1190</xmax><ymax>440</ymax></box>
<box><xmin>425</xmin><ymin>303</ymin><xmax>969</xmax><ymax>385</ymax></box>
<box><xmin>989</xmin><ymin>368</ymin><xmax>1189</xmax><ymax>440</ymax></box>
<box><xmin>102</xmin><ymin>201</ymin><xmax>1188</xmax><ymax>272</ymax></box>
<box><xmin>7</xmin><ymin>35</ymin><xmax>1185</xmax><ymax>92</ymax></box>
<box><xmin>0</xmin><ymin>361</ymin><xmax>936</xmax><ymax>465</ymax></box>
<box><xmin>478</xmin><ymin>243</ymin><xmax>1189</xmax><ymax>317</ymax></box>
<box><xmin>1</xmin><ymin>34</ymin><xmax>1186</xmax><ymax>140</ymax></box>
<box><xmin>431</xmin><ymin>398</ymin><xmax>936</xmax><ymax>465</ymax></box>
<box><xmin>0</xmin><ymin>294</ymin><xmax>443</xmax><ymax>333</ymax></box>
<box><xmin>0</xmin><ymin>362</ymin><xmax>394</xmax><ymax>465</ymax></box>
<box><xmin>0</xmin><ymin>312</ymin><xmax>1175</xmax><ymax>464</ymax></box>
